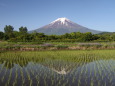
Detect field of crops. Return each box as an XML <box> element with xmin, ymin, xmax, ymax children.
<box><xmin>0</xmin><ymin>50</ymin><xmax>115</xmax><ymax>86</ymax></box>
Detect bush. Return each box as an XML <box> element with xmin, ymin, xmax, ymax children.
<box><xmin>16</xmin><ymin>42</ymin><xmax>43</xmax><ymax>45</ymax></box>
<box><xmin>3</xmin><ymin>45</ymin><xmax>14</xmax><ymax>50</ymax></box>
<box><xmin>78</xmin><ymin>43</ymin><xmax>102</xmax><ymax>48</ymax></box>
<box><xmin>39</xmin><ymin>43</ymin><xmax>54</xmax><ymax>49</ymax></box>
<box><xmin>40</xmin><ymin>43</ymin><xmax>54</xmax><ymax>47</ymax></box>
<box><xmin>56</xmin><ymin>45</ymin><xmax>69</xmax><ymax>49</ymax></box>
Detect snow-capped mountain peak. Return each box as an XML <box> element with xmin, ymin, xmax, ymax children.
<box><xmin>30</xmin><ymin>17</ymin><xmax>102</xmax><ymax>35</ymax></box>
<box><xmin>51</xmin><ymin>17</ymin><xmax>70</xmax><ymax>25</ymax></box>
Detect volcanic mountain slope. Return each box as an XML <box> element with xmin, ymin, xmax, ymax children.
<box><xmin>30</xmin><ymin>18</ymin><xmax>102</xmax><ymax>35</ymax></box>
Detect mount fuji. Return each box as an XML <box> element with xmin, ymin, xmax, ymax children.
<box><xmin>30</xmin><ymin>18</ymin><xmax>102</xmax><ymax>35</ymax></box>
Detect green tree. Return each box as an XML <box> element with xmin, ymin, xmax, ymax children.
<box><xmin>82</xmin><ymin>32</ymin><xmax>93</xmax><ymax>41</ymax></box>
<box><xmin>4</xmin><ymin>25</ymin><xmax>14</xmax><ymax>33</ymax></box>
<box><xmin>63</xmin><ymin>33</ymin><xmax>71</xmax><ymax>38</ymax></box>
<box><xmin>4</xmin><ymin>25</ymin><xmax>14</xmax><ymax>39</ymax></box>
<box><xmin>19</xmin><ymin>26</ymin><xmax>28</xmax><ymax>34</ymax></box>
<box><xmin>111</xmin><ymin>34</ymin><xmax>115</xmax><ymax>41</ymax></box>
<box><xmin>0</xmin><ymin>31</ymin><xmax>4</xmax><ymax>40</ymax></box>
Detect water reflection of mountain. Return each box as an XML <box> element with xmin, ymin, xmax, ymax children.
<box><xmin>41</xmin><ymin>61</ymin><xmax>73</xmax><ymax>74</ymax></box>
<box><xmin>40</xmin><ymin>60</ymin><xmax>81</xmax><ymax>74</ymax></box>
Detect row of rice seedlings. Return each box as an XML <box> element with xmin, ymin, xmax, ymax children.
<box><xmin>103</xmin><ymin>61</ymin><xmax>114</xmax><ymax>85</ymax></box>
<box><xmin>0</xmin><ymin>50</ymin><xmax>115</xmax><ymax>86</ymax></box>
<box><xmin>29</xmin><ymin>63</ymin><xmax>40</xmax><ymax>86</ymax></box>
<box><xmin>33</xmin><ymin>64</ymin><xmax>40</xmax><ymax>84</ymax></box>
<box><xmin>105</xmin><ymin>60</ymin><xmax>115</xmax><ymax>85</ymax></box>
<box><xmin>73</xmin><ymin>53</ymin><xmax>115</xmax><ymax>86</ymax></box>
<box><xmin>92</xmin><ymin>58</ymin><xmax>114</xmax><ymax>86</ymax></box>
<box><xmin>0</xmin><ymin>62</ymin><xmax>5</xmax><ymax>76</ymax></box>
<box><xmin>19</xmin><ymin>67</ymin><xmax>25</xmax><ymax>85</ymax></box>
<box><xmin>25</xmin><ymin>67</ymin><xmax>31</xmax><ymax>81</ymax></box>
<box><xmin>29</xmin><ymin>63</ymin><xmax>48</xmax><ymax>86</ymax></box>
<box><xmin>12</xmin><ymin>67</ymin><xmax>18</xmax><ymax>86</ymax></box>
<box><xmin>1</xmin><ymin>62</ymin><xmax>7</xmax><ymax>82</ymax></box>
<box><xmin>25</xmin><ymin>50</ymin><xmax>114</xmax><ymax>85</ymax></box>
<box><xmin>3</xmin><ymin>69</ymin><xmax>10</xmax><ymax>86</ymax></box>
<box><xmin>5</xmin><ymin>68</ymin><xmax>12</xmax><ymax>86</ymax></box>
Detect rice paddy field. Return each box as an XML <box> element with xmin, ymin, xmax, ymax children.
<box><xmin>0</xmin><ymin>50</ymin><xmax>115</xmax><ymax>86</ymax></box>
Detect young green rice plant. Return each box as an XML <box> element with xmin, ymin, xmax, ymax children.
<box><xmin>6</xmin><ymin>68</ymin><xmax>12</xmax><ymax>85</ymax></box>
<box><xmin>0</xmin><ymin>50</ymin><xmax>115</xmax><ymax>86</ymax></box>
<box><xmin>25</xmin><ymin>68</ymin><xmax>31</xmax><ymax>81</ymax></box>
<box><xmin>20</xmin><ymin>67</ymin><xmax>25</xmax><ymax>85</ymax></box>
<box><xmin>1</xmin><ymin>66</ymin><xmax>7</xmax><ymax>82</ymax></box>
<box><xmin>29</xmin><ymin>79</ymin><xmax>33</xmax><ymax>86</ymax></box>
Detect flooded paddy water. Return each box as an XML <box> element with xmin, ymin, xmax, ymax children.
<box><xmin>0</xmin><ymin>50</ymin><xmax>114</xmax><ymax>86</ymax></box>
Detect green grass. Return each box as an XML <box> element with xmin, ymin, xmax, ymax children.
<box><xmin>1</xmin><ymin>41</ymin><xmax>115</xmax><ymax>51</ymax></box>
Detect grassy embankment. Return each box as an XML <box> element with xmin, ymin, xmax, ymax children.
<box><xmin>0</xmin><ymin>41</ymin><xmax>115</xmax><ymax>51</ymax></box>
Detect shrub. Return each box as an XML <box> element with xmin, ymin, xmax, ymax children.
<box><xmin>40</xmin><ymin>43</ymin><xmax>54</xmax><ymax>47</ymax></box>
<box><xmin>56</xmin><ymin>45</ymin><xmax>69</xmax><ymax>49</ymax></box>
<box><xmin>39</xmin><ymin>43</ymin><xmax>54</xmax><ymax>49</ymax></box>
<box><xmin>78</xmin><ymin>43</ymin><xmax>102</xmax><ymax>48</ymax></box>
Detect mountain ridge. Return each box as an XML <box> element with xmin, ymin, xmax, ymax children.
<box><xmin>29</xmin><ymin>18</ymin><xmax>102</xmax><ymax>35</ymax></box>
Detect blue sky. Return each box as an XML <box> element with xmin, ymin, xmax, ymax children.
<box><xmin>0</xmin><ymin>0</ymin><xmax>115</xmax><ymax>32</ymax></box>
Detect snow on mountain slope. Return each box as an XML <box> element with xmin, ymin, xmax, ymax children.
<box><xmin>51</xmin><ymin>17</ymin><xmax>70</xmax><ymax>25</ymax></box>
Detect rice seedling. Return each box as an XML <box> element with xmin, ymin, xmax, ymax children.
<box><xmin>0</xmin><ymin>50</ymin><xmax>114</xmax><ymax>86</ymax></box>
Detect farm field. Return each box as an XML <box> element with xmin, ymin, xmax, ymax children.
<box><xmin>0</xmin><ymin>50</ymin><xmax>115</xmax><ymax>86</ymax></box>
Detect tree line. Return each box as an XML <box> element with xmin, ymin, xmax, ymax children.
<box><xmin>0</xmin><ymin>25</ymin><xmax>115</xmax><ymax>42</ymax></box>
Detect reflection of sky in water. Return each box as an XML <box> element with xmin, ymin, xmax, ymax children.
<box><xmin>0</xmin><ymin>59</ymin><xmax>115</xmax><ymax>86</ymax></box>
